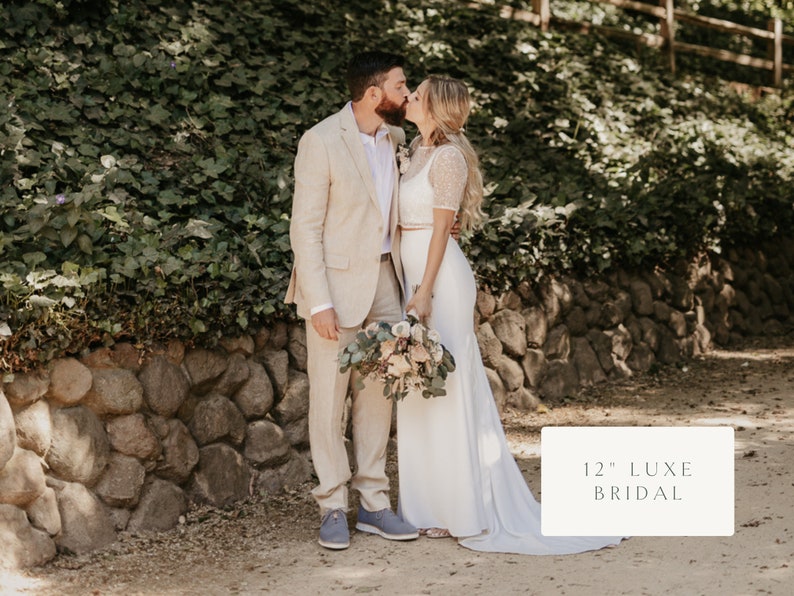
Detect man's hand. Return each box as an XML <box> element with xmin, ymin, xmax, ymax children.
<box><xmin>450</xmin><ymin>216</ymin><xmax>462</xmax><ymax>241</ymax></box>
<box><xmin>311</xmin><ymin>308</ymin><xmax>340</xmax><ymax>341</ymax></box>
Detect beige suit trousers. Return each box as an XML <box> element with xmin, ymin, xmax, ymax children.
<box><xmin>306</xmin><ymin>259</ymin><xmax>403</xmax><ymax>515</ymax></box>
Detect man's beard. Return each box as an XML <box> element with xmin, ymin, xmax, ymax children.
<box><xmin>376</xmin><ymin>95</ymin><xmax>407</xmax><ymax>126</ymax></box>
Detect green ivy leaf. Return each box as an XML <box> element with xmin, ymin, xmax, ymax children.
<box><xmin>60</xmin><ymin>226</ymin><xmax>78</xmax><ymax>248</ymax></box>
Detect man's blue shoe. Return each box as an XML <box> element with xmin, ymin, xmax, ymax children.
<box><xmin>319</xmin><ymin>509</ymin><xmax>350</xmax><ymax>550</ymax></box>
<box><xmin>355</xmin><ymin>506</ymin><xmax>419</xmax><ymax>541</ymax></box>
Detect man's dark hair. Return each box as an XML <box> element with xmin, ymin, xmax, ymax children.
<box><xmin>346</xmin><ymin>51</ymin><xmax>405</xmax><ymax>102</ymax></box>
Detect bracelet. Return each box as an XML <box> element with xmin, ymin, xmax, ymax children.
<box><xmin>411</xmin><ymin>284</ymin><xmax>433</xmax><ymax>299</ymax></box>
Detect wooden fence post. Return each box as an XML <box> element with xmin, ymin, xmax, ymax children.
<box><xmin>768</xmin><ymin>17</ymin><xmax>783</xmax><ymax>87</ymax></box>
<box><xmin>660</xmin><ymin>0</ymin><xmax>676</xmax><ymax>75</ymax></box>
<box><xmin>532</xmin><ymin>0</ymin><xmax>550</xmax><ymax>32</ymax></box>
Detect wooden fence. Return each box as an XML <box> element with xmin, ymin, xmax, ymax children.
<box><xmin>473</xmin><ymin>0</ymin><xmax>794</xmax><ymax>87</ymax></box>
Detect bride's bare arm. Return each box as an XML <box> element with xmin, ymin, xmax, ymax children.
<box><xmin>404</xmin><ymin>208</ymin><xmax>456</xmax><ymax>322</ymax></box>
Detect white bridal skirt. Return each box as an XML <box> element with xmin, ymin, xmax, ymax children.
<box><xmin>397</xmin><ymin>229</ymin><xmax>625</xmax><ymax>555</ymax></box>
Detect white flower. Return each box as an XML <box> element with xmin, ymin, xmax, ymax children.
<box><xmin>379</xmin><ymin>339</ymin><xmax>397</xmax><ymax>360</ymax></box>
<box><xmin>386</xmin><ymin>354</ymin><xmax>412</xmax><ymax>377</ymax></box>
<box><xmin>409</xmin><ymin>344</ymin><xmax>431</xmax><ymax>363</ymax></box>
<box><xmin>396</xmin><ymin>144</ymin><xmax>411</xmax><ymax>174</ymax></box>
<box><xmin>364</xmin><ymin>322</ymin><xmax>381</xmax><ymax>338</ymax></box>
<box><xmin>431</xmin><ymin>343</ymin><xmax>444</xmax><ymax>363</ymax></box>
<box><xmin>426</xmin><ymin>329</ymin><xmax>441</xmax><ymax>344</ymax></box>
<box><xmin>391</xmin><ymin>320</ymin><xmax>411</xmax><ymax>338</ymax></box>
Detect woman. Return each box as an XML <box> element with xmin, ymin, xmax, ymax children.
<box><xmin>397</xmin><ymin>75</ymin><xmax>624</xmax><ymax>554</ymax></box>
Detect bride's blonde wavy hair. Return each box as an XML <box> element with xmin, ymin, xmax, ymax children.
<box><xmin>410</xmin><ymin>75</ymin><xmax>484</xmax><ymax>231</ymax></box>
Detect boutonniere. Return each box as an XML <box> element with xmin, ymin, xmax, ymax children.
<box><xmin>396</xmin><ymin>143</ymin><xmax>410</xmax><ymax>174</ymax></box>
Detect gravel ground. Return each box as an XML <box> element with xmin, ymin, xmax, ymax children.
<box><xmin>3</xmin><ymin>337</ymin><xmax>793</xmax><ymax>596</ymax></box>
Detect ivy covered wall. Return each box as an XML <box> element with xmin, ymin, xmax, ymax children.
<box><xmin>1</xmin><ymin>0</ymin><xmax>792</xmax><ymax>372</ymax></box>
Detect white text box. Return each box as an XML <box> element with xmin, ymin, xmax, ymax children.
<box><xmin>541</xmin><ymin>426</ymin><xmax>734</xmax><ymax>536</ymax></box>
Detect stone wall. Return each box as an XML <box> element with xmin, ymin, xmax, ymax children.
<box><xmin>0</xmin><ymin>326</ymin><xmax>312</xmax><ymax>569</ymax></box>
<box><xmin>2</xmin><ymin>242</ymin><xmax>793</xmax><ymax>569</ymax></box>
<box><xmin>475</xmin><ymin>243</ymin><xmax>794</xmax><ymax>411</ymax></box>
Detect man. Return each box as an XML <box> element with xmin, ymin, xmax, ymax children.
<box><xmin>285</xmin><ymin>51</ymin><xmax>418</xmax><ymax>550</ymax></box>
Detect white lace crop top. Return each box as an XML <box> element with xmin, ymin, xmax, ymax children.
<box><xmin>398</xmin><ymin>144</ymin><xmax>467</xmax><ymax>229</ymax></box>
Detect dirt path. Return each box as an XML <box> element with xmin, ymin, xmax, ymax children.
<box><xmin>3</xmin><ymin>339</ymin><xmax>793</xmax><ymax>596</ymax></box>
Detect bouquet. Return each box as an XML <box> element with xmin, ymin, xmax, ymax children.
<box><xmin>338</xmin><ymin>315</ymin><xmax>456</xmax><ymax>402</ymax></box>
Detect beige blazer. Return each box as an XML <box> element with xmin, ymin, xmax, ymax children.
<box><xmin>285</xmin><ymin>105</ymin><xmax>405</xmax><ymax>328</ymax></box>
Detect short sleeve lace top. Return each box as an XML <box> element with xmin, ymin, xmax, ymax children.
<box><xmin>399</xmin><ymin>144</ymin><xmax>467</xmax><ymax>229</ymax></box>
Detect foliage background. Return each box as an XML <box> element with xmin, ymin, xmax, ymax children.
<box><xmin>1</xmin><ymin>0</ymin><xmax>793</xmax><ymax>371</ymax></box>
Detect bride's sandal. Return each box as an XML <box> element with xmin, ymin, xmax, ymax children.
<box><xmin>424</xmin><ymin>527</ymin><xmax>452</xmax><ymax>539</ymax></box>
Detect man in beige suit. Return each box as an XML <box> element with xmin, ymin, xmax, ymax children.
<box><xmin>285</xmin><ymin>51</ymin><xmax>419</xmax><ymax>550</ymax></box>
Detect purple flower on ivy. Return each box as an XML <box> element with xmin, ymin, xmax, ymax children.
<box><xmin>56</xmin><ymin>194</ymin><xmax>66</xmax><ymax>205</ymax></box>
<box><xmin>170</xmin><ymin>61</ymin><xmax>176</xmax><ymax>69</ymax></box>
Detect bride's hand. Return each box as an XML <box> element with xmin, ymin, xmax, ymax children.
<box><xmin>406</xmin><ymin>287</ymin><xmax>433</xmax><ymax>323</ymax></box>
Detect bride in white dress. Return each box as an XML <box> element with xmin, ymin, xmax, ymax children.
<box><xmin>396</xmin><ymin>75</ymin><xmax>625</xmax><ymax>554</ymax></box>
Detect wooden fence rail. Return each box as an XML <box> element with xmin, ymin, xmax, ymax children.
<box><xmin>482</xmin><ymin>0</ymin><xmax>794</xmax><ymax>87</ymax></box>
